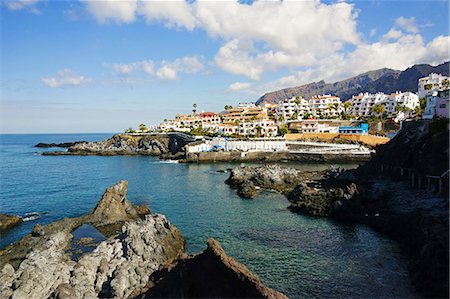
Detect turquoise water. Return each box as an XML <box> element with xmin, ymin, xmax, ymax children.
<box><xmin>0</xmin><ymin>134</ymin><xmax>415</xmax><ymax>298</ymax></box>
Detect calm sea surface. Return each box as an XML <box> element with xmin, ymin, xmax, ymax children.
<box><xmin>0</xmin><ymin>134</ymin><xmax>415</xmax><ymax>298</ymax></box>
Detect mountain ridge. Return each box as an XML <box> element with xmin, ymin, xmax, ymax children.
<box><xmin>257</xmin><ymin>61</ymin><xmax>450</xmax><ymax>104</ymax></box>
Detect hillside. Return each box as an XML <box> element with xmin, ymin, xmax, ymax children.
<box><xmin>257</xmin><ymin>61</ymin><xmax>449</xmax><ymax>104</ymax></box>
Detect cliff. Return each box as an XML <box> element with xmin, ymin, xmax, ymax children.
<box><xmin>257</xmin><ymin>61</ymin><xmax>449</xmax><ymax>104</ymax></box>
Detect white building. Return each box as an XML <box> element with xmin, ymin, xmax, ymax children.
<box><xmin>218</xmin><ymin>124</ymin><xmax>239</xmax><ymax>135</ymax></box>
<box><xmin>237</xmin><ymin>120</ymin><xmax>278</xmax><ymax>137</ymax></box>
<box><xmin>211</xmin><ymin>138</ymin><xmax>287</xmax><ymax>152</ymax></box>
<box><xmin>308</xmin><ymin>95</ymin><xmax>341</xmax><ymax>117</ymax></box>
<box><xmin>349</xmin><ymin>92</ymin><xmax>419</xmax><ymax>118</ymax></box>
<box><xmin>275</xmin><ymin>96</ymin><xmax>309</xmax><ymax>121</ymax></box>
<box><xmin>423</xmin><ymin>91</ymin><xmax>439</xmax><ymax>119</ymax></box>
<box><xmin>418</xmin><ymin>73</ymin><xmax>450</xmax><ymax>99</ymax></box>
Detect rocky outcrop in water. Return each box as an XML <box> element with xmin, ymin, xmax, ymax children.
<box><xmin>67</xmin><ymin>134</ymin><xmax>170</xmax><ymax>156</ymax></box>
<box><xmin>136</xmin><ymin>238</ymin><xmax>287</xmax><ymax>299</ymax></box>
<box><xmin>0</xmin><ymin>180</ymin><xmax>287</xmax><ymax>299</ymax></box>
<box><xmin>226</xmin><ymin>164</ymin><xmax>323</xmax><ymax>198</ymax></box>
<box><xmin>0</xmin><ymin>214</ymin><xmax>184</xmax><ymax>299</ymax></box>
<box><xmin>287</xmin><ymin>170</ymin><xmax>360</xmax><ymax>216</ymax></box>
<box><xmin>0</xmin><ymin>214</ymin><xmax>22</xmax><ymax>231</ymax></box>
<box><xmin>35</xmin><ymin>141</ymin><xmax>86</xmax><ymax>148</ymax></box>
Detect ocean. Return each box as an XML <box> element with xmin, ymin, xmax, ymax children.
<box><xmin>0</xmin><ymin>134</ymin><xmax>415</xmax><ymax>298</ymax></box>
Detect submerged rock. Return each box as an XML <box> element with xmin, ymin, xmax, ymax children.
<box><xmin>136</xmin><ymin>238</ymin><xmax>288</xmax><ymax>299</ymax></box>
<box><xmin>0</xmin><ymin>214</ymin><xmax>22</xmax><ymax>231</ymax></box>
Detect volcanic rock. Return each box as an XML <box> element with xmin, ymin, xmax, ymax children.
<box><xmin>136</xmin><ymin>238</ymin><xmax>288</xmax><ymax>299</ymax></box>
<box><xmin>0</xmin><ymin>214</ymin><xmax>22</xmax><ymax>231</ymax></box>
<box><xmin>226</xmin><ymin>164</ymin><xmax>323</xmax><ymax>198</ymax></box>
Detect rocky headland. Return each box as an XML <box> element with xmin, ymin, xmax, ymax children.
<box><xmin>43</xmin><ymin>133</ymin><xmax>191</xmax><ymax>158</ymax></box>
<box><xmin>35</xmin><ymin>141</ymin><xmax>87</xmax><ymax>148</ymax></box>
<box><xmin>226</xmin><ymin>119</ymin><xmax>449</xmax><ymax>298</ymax></box>
<box><xmin>0</xmin><ymin>180</ymin><xmax>286</xmax><ymax>299</ymax></box>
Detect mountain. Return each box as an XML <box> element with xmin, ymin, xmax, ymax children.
<box><xmin>257</xmin><ymin>61</ymin><xmax>449</xmax><ymax>104</ymax></box>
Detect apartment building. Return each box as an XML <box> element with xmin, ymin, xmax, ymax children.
<box><xmin>308</xmin><ymin>95</ymin><xmax>341</xmax><ymax>117</ymax></box>
<box><xmin>349</xmin><ymin>92</ymin><xmax>419</xmax><ymax>118</ymax></box>
<box><xmin>418</xmin><ymin>73</ymin><xmax>450</xmax><ymax>99</ymax></box>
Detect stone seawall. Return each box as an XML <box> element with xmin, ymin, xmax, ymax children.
<box><xmin>183</xmin><ymin>151</ymin><xmax>370</xmax><ymax>163</ymax></box>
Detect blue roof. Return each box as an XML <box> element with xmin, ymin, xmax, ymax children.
<box><xmin>339</xmin><ymin>126</ymin><xmax>364</xmax><ymax>130</ymax></box>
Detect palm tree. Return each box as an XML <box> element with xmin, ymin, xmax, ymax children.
<box><xmin>139</xmin><ymin>123</ymin><xmax>147</xmax><ymax>132</ymax></box>
<box><xmin>255</xmin><ymin>125</ymin><xmax>263</xmax><ymax>137</ymax></box>
<box><xmin>371</xmin><ymin>104</ymin><xmax>385</xmax><ymax>119</ymax></box>
<box><xmin>192</xmin><ymin>103</ymin><xmax>197</xmax><ymax>115</ymax></box>
<box><xmin>343</xmin><ymin>101</ymin><xmax>351</xmax><ymax>114</ymax></box>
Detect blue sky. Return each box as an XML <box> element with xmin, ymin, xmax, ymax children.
<box><xmin>1</xmin><ymin>0</ymin><xmax>449</xmax><ymax>133</ymax></box>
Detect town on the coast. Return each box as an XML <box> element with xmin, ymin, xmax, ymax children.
<box><xmin>126</xmin><ymin>72</ymin><xmax>449</xmax><ymax>156</ymax></box>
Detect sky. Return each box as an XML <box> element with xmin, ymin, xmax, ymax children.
<box><xmin>1</xmin><ymin>0</ymin><xmax>449</xmax><ymax>133</ymax></box>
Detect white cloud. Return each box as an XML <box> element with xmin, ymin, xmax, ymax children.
<box><xmin>42</xmin><ymin>69</ymin><xmax>92</xmax><ymax>88</ymax></box>
<box><xmin>84</xmin><ymin>0</ymin><xmax>138</xmax><ymax>24</ymax></box>
<box><xmin>382</xmin><ymin>28</ymin><xmax>403</xmax><ymax>41</ymax></box>
<box><xmin>4</xmin><ymin>0</ymin><xmax>37</xmax><ymax>10</ymax></box>
<box><xmin>84</xmin><ymin>0</ymin><xmax>359</xmax><ymax>80</ymax></box>
<box><xmin>108</xmin><ymin>60</ymin><xmax>154</xmax><ymax>75</ymax></box>
<box><xmin>140</xmin><ymin>1</ymin><xmax>198</xmax><ymax>30</ymax></box>
<box><xmin>107</xmin><ymin>56</ymin><xmax>203</xmax><ymax>81</ymax></box>
<box><xmin>227</xmin><ymin>82</ymin><xmax>251</xmax><ymax>92</ymax></box>
<box><xmin>83</xmin><ymin>1</ymin><xmax>448</xmax><ymax>85</ymax></box>
<box><xmin>260</xmin><ymin>33</ymin><xmax>450</xmax><ymax>94</ymax></box>
<box><xmin>156</xmin><ymin>66</ymin><xmax>177</xmax><ymax>80</ymax></box>
<box><xmin>395</xmin><ymin>16</ymin><xmax>419</xmax><ymax>33</ymax></box>
<box><xmin>156</xmin><ymin>56</ymin><xmax>204</xmax><ymax>80</ymax></box>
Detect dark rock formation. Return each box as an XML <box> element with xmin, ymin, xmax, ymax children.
<box><xmin>287</xmin><ymin>171</ymin><xmax>360</xmax><ymax>216</ymax></box>
<box><xmin>257</xmin><ymin>61</ymin><xmax>449</xmax><ymax>104</ymax></box>
<box><xmin>31</xmin><ymin>223</ymin><xmax>45</xmax><ymax>236</ymax></box>
<box><xmin>90</xmin><ymin>180</ymin><xmax>142</xmax><ymax>225</ymax></box>
<box><xmin>237</xmin><ymin>181</ymin><xmax>257</xmax><ymax>198</ymax></box>
<box><xmin>35</xmin><ymin>141</ymin><xmax>86</xmax><ymax>148</ymax></box>
<box><xmin>43</xmin><ymin>133</ymin><xmax>193</xmax><ymax>158</ymax></box>
<box><xmin>226</xmin><ymin>164</ymin><xmax>323</xmax><ymax>198</ymax></box>
<box><xmin>0</xmin><ymin>214</ymin><xmax>22</xmax><ymax>231</ymax></box>
<box><xmin>136</xmin><ymin>238</ymin><xmax>288</xmax><ymax>299</ymax></box>
<box><xmin>290</xmin><ymin>120</ymin><xmax>449</xmax><ymax>298</ymax></box>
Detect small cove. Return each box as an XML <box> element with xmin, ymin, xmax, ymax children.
<box><xmin>0</xmin><ymin>134</ymin><xmax>416</xmax><ymax>298</ymax></box>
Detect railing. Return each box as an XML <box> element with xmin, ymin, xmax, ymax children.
<box><xmin>375</xmin><ymin>163</ymin><xmax>449</xmax><ymax>194</ymax></box>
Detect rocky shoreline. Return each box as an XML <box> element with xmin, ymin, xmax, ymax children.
<box><xmin>42</xmin><ymin>134</ymin><xmax>190</xmax><ymax>159</ymax></box>
<box><xmin>225</xmin><ymin>120</ymin><xmax>449</xmax><ymax>298</ymax></box>
<box><xmin>41</xmin><ymin>133</ymin><xmax>371</xmax><ymax>164</ymax></box>
<box><xmin>0</xmin><ymin>181</ymin><xmax>286</xmax><ymax>299</ymax></box>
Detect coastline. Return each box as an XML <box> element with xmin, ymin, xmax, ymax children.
<box><xmin>38</xmin><ymin>132</ymin><xmax>372</xmax><ymax>163</ymax></box>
